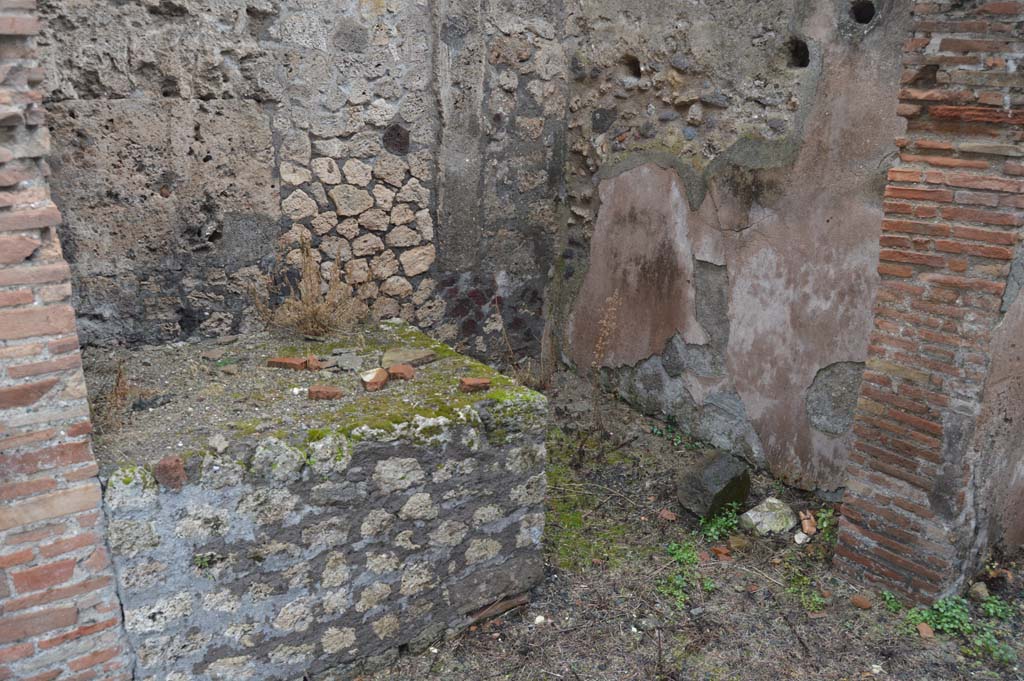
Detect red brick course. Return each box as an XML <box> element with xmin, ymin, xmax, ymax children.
<box><xmin>836</xmin><ymin>0</ymin><xmax>1024</xmax><ymax>604</ymax></box>
<box><xmin>0</xmin><ymin>3</ymin><xmax>133</xmax><ymax>677</ymax></box>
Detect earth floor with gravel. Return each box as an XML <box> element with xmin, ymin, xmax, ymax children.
<box><xmin>366</xmin><ymin>371</ymin><xmax>1024</xmax><ymax>681</ymax></box>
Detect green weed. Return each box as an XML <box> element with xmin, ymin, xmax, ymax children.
<box><xmin>966</xmin><ymin>622</ymin><xmax>1017</xmax><ymax>666</ymax></box>
<box><xmin>815</xmin><ymin>508</ymin><xmax>837</xmax><ymax>545</ymax></box>
<box><xmin>880</xmin><ymin>590</ymin><xmax>903</xmax><ymax>614</ymax></box>
<box><xmin>902</xmin><ymin>595</ymin><xmax>1017</xmax><ymax>665</ymax></box>
<box><xmin>784</xmin><ymin>557</ymin><xmax>826</xmax><ymax>612</ymax></box>
<box><xmin>545</xmin><ymin>427</ymin><xmax>633</xmax><ymax>571</ymax></box>
<box><xmin>658</xmin><ymin>539</ymin><xmax>701</xmax><ymax>608</ymax></box>
<box><xmin>650</xmin><ymin>418</ymin><xmax>705</xmax><ymax>450</ymax></box>
<box><xmin>192</xmin><ymin>552</ymin><xmax>222</xmax><ymax>570</ymax></box>
<box><xmin>980</xmin><ymin>595</ymin><xmax>1013</xmax><ymax>621</ymax></box>
<box><xmin>699</xmin><ymin>502</ymin><xmax>741</xmax><ymax>542</ymax></box>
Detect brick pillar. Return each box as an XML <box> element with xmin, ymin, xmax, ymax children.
<box><xmin>0</xmin><ymin>2</ymin><xmax>134</xmax><ymax>678</ymax></box>
<box><xmin>835</xmin><ymin>0</ymin><xmax>1024</xmax><ymax>603</ymax></box>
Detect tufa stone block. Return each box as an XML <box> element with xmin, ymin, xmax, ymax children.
<box><xmin>739</xmin><ymin>497</ymin><xmax>797</xmax><ymax>536</ymax></box>
<box><xmin>674</xmin><ymin>449</ymin><xmax>750</xmax><ymax>518</ymax></box>
<box><xmin>381</xmin><ymin>347</ymin><xmax>436</xmax><ymax>367</ymax></box>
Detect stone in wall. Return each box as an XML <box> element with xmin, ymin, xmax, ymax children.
<box><xmin>556</xmin><ymin>0</ymin><xmax>911</xmax><ymax>492</ymax></box>
<box><xmin>973</xmin><ymin>292</ymin><xmax>1024</xmax><ymax>551</ymax></box>
<box><xmin>92</xmin><ymin>322</ymin><xmax>547</xmax><ymax>679</ymax></box>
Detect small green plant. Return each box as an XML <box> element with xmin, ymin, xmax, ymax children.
<box><xmin>658</xmin><ymin>539</ymin><xmax>701</xmax><ymax>608</ymax></box>
<box><xmin>980</xmin><ymin>595</ymin><xmax>1014</xmax><ymax>621</ymax></box>
<box><xmin>702</xmin><ymin>578</ymin><xmax>717</xmax><ymax>593</ymax></box>
<box><xmin>650</xmin><ymin>417</ymin><xmax>705</xmax><ymax>450</ymax></box>
<box><xmin>816</xmin><ymin>508</ymin><xmax>837</xmax><ymax>545</ymax></box>
<box><xmin>192</xmin><ymin>552</ymin><xmax>221</xmax><ymax>570</ymax></box>
<box><xmin>305</xmin><ymin>428</ymin><xmax>331</xmax><ymax>443</ymax></box>
<box><xmin>902</xmin><ymin>595</ymin><xmax>1018</xmax><ymax>666</ymax></box>
<box><xmin>660</xmin><ymin>572</ymin><xmax>693</xmax><ymax>608</ymax></box>
<box><xmin>699</xmin><ymin>502</ymin><xmax>741</xmax><ymax>542</ymax></box>
<box><xmin>650</xmin><ymin>423</ymin><xmax>685</xmax><ymax>448</ymax></box>
<box><xmin>967</xmin><ymin>622</ymin><xmax>1017</xmax><ymax>666</ymax></box>
<box><xmin>905</xmin><ymin>596</ymin><xmax>972</xmax><ymax>636</ymax></box>
<box><xmin>880</xmin><ymin>590</ymin><xmax>903</xmax><ymax>614</ymax></box>
<box><xmin>666</xmin><ymin>540</ymin><xmax>700</xmax><ymax>568</ymax></box>
<box><xmin>784</xmin><ymin>558</ymin><xmax>826</xmax><ymax>612</ymax></box>
<box><xmin>801</xmin><ymin>590</ymin><xmax>826</xmax><ymax>612</ymax></box>
<box><xmin>931</xmin><ymin>596</ymin><xmax>973</xmax><ymax>634</ymax></box>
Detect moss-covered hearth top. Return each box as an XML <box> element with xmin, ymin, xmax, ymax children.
<box><xmin>88</xmin><ymin>320</ymin><xmax>546</xmax><ymax>476</ymax></box>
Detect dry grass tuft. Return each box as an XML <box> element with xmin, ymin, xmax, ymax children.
<box><xmin>253</xmin><ymin>238</ymin><xmax>364</xmax><ymax>337</ymax></box>
<box><xmin>93</xmin><ymin>361</ymin><xmax>130</xmax><ymax>435</ymax></box>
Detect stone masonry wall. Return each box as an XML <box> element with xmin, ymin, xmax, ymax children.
<box><xmin>38</xmin><ymin>0</ymin><xmax>568</xmax><ymax>360</ymax></box>
<box><xmin>39</xmin><ymin>0</ymin><xmax>439</xmax><ymax>346</ymax></box>
<box><xmin>835</xmin><ymin>0</ymin><xmax>1024</xmax><ymax>604</ymax></box>
<box><xmin>552</xmin><ymin>0</ymin><xmax>911</xmax><ymax>492</ymax></box>
<box><xmin>103</xmin><ymin>417</ymin><xmax>546</xmax><ymax>679</ymax></box>
<box><xmin>0</xmin><ymin>1</ymin><xmax>133</xmax><ymax>679</ymax></box>
<box><xmin>431</xmin><ymin>0</ymin><xmax>567</xmax><ymax>358</ymax></box>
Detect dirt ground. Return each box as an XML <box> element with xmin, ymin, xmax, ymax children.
<box><xmin>368</xmin><ymin>371</ymin><xmax>1024</xmax><ymax>681</ymax></box>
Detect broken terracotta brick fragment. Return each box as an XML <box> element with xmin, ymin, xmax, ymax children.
<box><xmin>459</xmin><ymin>377</ymin><xmax>491</xmax><ymax>393</ymax></box>
<box><xmin>386</xmin><ymin>364</ymin><xmax>415</xmax><ymax>381</ymax></box>
<box><xmin>308</xmin><ymin>385</ymin><xmax>343</xmax><ymax>400</ymax></box>
<box><xmin>361</xmin><ymin>368</ymin><xmax>389</xmax><ymax>392</ymax></box>
<box><xmin>267</xmin><ymin>357</ymin><xmax>308</xmax><ymax>371</ymax></box>
<box><xmin>153</xmin><ymin>455</ymin><xmax>187</xmax><ymax>491</ymax></box>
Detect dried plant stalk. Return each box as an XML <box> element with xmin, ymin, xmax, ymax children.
<box><xmin>93</xmin><ymin>361</ymin><xmax>129</xmax><ymax>435</ymax></box>
<box><xmin>590</xmin><ymin>287</ymin><xmax>622</xmax><ymax>431</ymax></box>
<box><xmin>591</xmin><ymin>287</ymin><xmax>622</xmax><ymax>373</ymax></box>
<box><xmin>252</xmin><ymin>239</ymin><xmax>364</xmax><ymax>337</ymax></box>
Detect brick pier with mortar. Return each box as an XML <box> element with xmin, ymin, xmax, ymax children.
<box><xmin>835</xmin><ymin>0</ymin><xmax>1024</xmax><ymax>603</ymax></box>
<box><xmin>0</xmin><ymin>1</ymin><xmax>133</xmax><ymax>679</ymax></box>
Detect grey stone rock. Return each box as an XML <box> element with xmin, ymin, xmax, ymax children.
<box><xmin>252</xmin><ymin>437</ymin><xmax>304</xmax><ymax>482</ymax></box>
<box><xmin>670</xmin><ymin>53</ymin><xmax>692</xmax><ymax>72</ymax></box>
<box><xmin>739</xmin><ymin>497</ymin><xmax>798</xmax><ymax>536</ymax></box>
<box><xmin>381</xmin><ymin>347</ymin><xmax>437</xmax><ymax>367</ymax></box>
<box><xmin>208</xmin><ymin>433</ymin><xmax>229</xmax><ymax>454</ymax></box>
<box><xmin>591</xmin><ymin>108</ymin><xmax>617</xmax><ymax>134</ymax></box>
<box><xmin>330</xmin><ymin>350</ymin><xmax>364</xmax><ymax>372</ymax></box>
<box><xmin>806</xmin><ymin>362</ymin><xmax>864</xmax><ymax>436</ymax></box>
<box><xmin>968</xmin><ymin>581</ymin><xmax>990</xmax><ymax>602</ymax></box>
<box><xmin>674</xmin><ymin>449</ymin><xmax>750</xmax><ymax>518</ymax></box>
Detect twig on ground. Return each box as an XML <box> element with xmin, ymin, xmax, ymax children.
<box><xmin>548</xmin><ymin>482</ymin><xmax>642</xmax><ymax>508</ymax></box>
<box><xmin>739</xmin><ymin>565</ymin><xmax>786</xmax><ymax>588</ymax></box>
